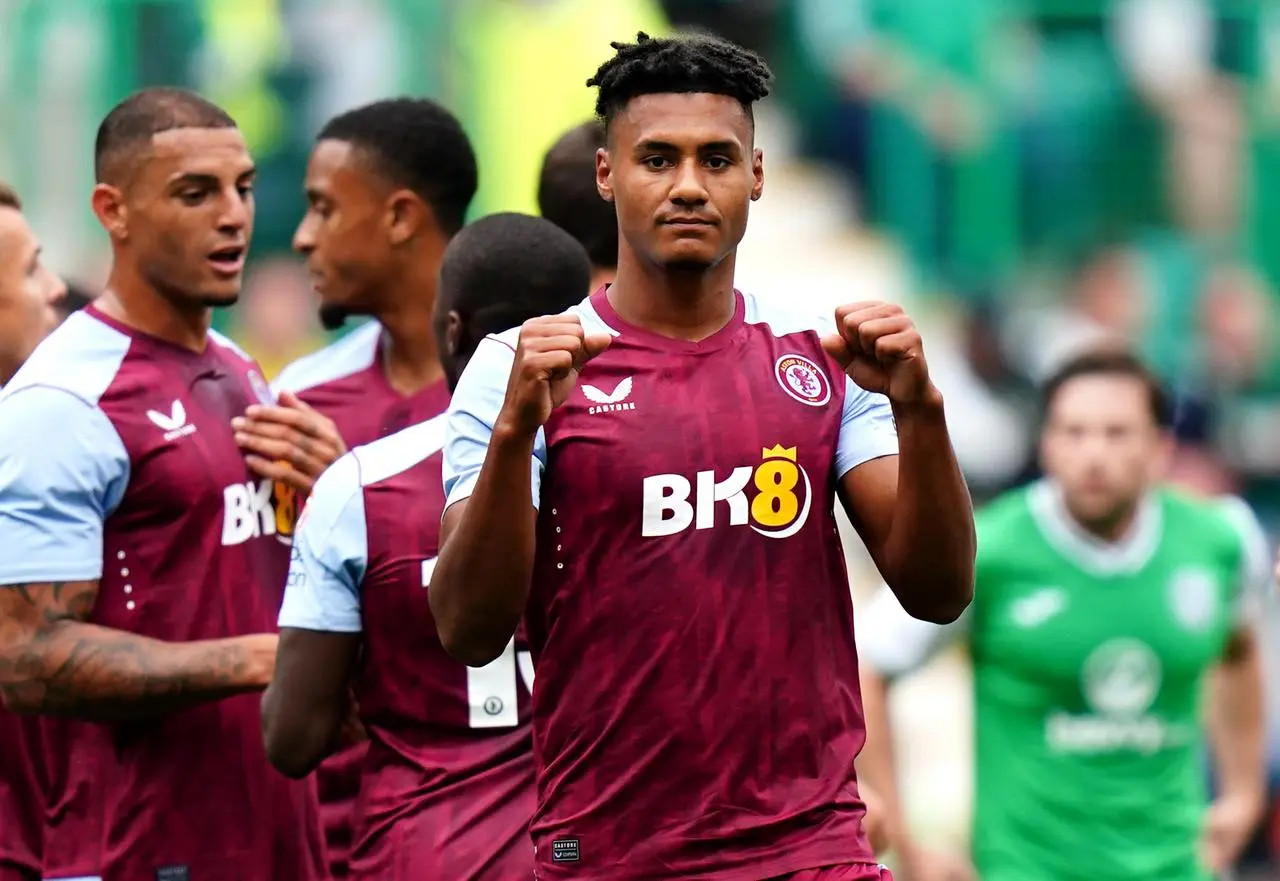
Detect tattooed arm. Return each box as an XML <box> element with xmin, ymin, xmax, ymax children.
<box><xmin>0</xmin><ymin>580</ymin><xmax>276</xmax><ymax>721</ymax></box>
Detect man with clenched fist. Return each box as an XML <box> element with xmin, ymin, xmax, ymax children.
<box><xmin>430</xmin><ymin>31</ymin><xmax>974</xmax><ymax>881</ymax></box>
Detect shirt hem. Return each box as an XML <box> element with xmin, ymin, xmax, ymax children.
<box><xmin>535</xmin><ymin>842</ymin><xmax>871</xmax><ymax>881</ymax></box>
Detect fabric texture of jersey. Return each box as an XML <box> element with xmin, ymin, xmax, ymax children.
<box><xmin>0</xmin><ymin>308</ymin><xmax>324</xmax><ymax>881</ymax></box>
<box><xmin>280</xmin><ymin>416</ymin><xmax>535</xmax><ymax>880</ymax></box>
<box><xmin>858</xmin><ymin>481</ymin><xmax>1265</xmax><ymax>881</ymax></box>
<box><xmin>443</xmin><ymin>288</ymin><xmax>898</xmax><ymax>880</ymax></box>
<box><xmin>273</xmin><ymin>319</ymin><xmax>451</xmax><ymax>878</ymax></box>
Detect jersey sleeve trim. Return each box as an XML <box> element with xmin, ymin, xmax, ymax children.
<box><xmin>856</xmin><ymin>584</ymin><xmax>968</xmax><ymax>678</ymax></box>
<box><xmin>276</xmin><ymin>453</ymin><xmax>368</xmax><ymax>633</ymax></box>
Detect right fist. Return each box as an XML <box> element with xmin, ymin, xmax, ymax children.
<box><xmin>497</xmin><ymin>314</ymin><xmax>611</xmax><ymax>436</ymax></box>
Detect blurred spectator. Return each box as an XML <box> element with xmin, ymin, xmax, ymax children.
<box><xmin>1009</xmin><ymin>246</ymin><xmax>1148</xmax><ymax>384</ymax></box>
<box><xmin>228</xmin><ymin>255</ymin><xmax>326</xmax><ymax>380</ymax></box>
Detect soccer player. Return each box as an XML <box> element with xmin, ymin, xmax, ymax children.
<box><xmin>244</xmin><ymin>96</ymin><xmax>478</xmax><ymax>879</ymax></box>
<box><xmin>538</xmin><ymin>120</ymin><xmax>618</xmax><ymax>291</ymax></box>
<box><xmin>262</xmin><ymin>211</ymin><xmax>592</xmax><ymax>879</ymax></box>
<box><xmin>857</xmin><ymin>349</ymin><xmax>1269</xmax><ymax>881</ymax></box>
<box><xmin>0</xmin><ymin>181</ymin><xmax>66</xmax><ymax>881</ymax></box>
<box><xmin>431</xmin><ymin>32</ymin><xmax>975</xmax><ymax>881</ymax></box>
<box><xmin>0</xmin><ymin>88</ymin><xmax>331</xmax><ymax>881</ymax></box>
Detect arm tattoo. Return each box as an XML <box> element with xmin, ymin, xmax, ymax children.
<box><xmin>0</xmin><ymin>581</ymin><xmax>267</xmax><ymax>721</ymax></box>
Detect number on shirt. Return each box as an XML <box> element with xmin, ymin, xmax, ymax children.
<box><xmin>421</xmin><ymin>557</ymin><xmax>534</xmax><ymax>729</ymax></box>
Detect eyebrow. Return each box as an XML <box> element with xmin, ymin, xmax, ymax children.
<box><xmin>636</xmin><ymin>139</ymin><xmax>741</xmax><ymax>154</ymax></box>
<box><xmin>167</xmin><ymin>167</ymin><xmax>257</xmax><ymax>190</ymax></box>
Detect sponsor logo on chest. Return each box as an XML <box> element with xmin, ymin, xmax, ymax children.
<box><xmin>221</xmin><ymin>478</ymin><xmax>297</xmax><ymax>547</ymax></box>
<box><xmin>642</xmin><ymin>444</ymin><xmax>812</xmax><ymax>538</ymax></box>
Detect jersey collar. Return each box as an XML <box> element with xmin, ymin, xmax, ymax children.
<box><xmin>1028</xmin><ymin>480</ymin><xmax>1162</xmax><ymax>576</ymax></box>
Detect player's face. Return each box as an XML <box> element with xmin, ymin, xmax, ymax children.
<box><xmin>1041</xmin><ymin>374</ymin><xmax>1169</xmax><ymax>527</ymax></box>
<box><xmin>294</xmin><ymin>139</ymin><xmax>395</xmax><ymax>330</ymax></box>
<box><xmin>106</xmin><ymin>127</ymin><xmax>255</xmax><ymax>308</ymax></box>
<box><xmin>599</xmin><ymin>93</ymin><xmax>763</xmax><ymax>273</ymax></box>
<box><xmin>0</xmin><ymin>207</ymin><xmax>66</xmax><ymax>380</ymax></box>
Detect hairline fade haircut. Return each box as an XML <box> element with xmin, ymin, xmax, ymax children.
<box><xmin>1041</xmin><ymin>347</ymin><xmax>1174</xmax><ymax>429</ymax></box>
<box><xmin>94</xmin><ymin>87</ymin><xmax>237</xmax><ymax>185</ymax></box>
<box><xmin>0</xmin><ymin>181</ymin><xmax>21</xmax><ymax>211</ymax></box>
<box><xmin>538</xmin><ymin>121</ymin><xmax>617</xmax><ymax>271</ymax></box>
<box><xmin>317</xmin><ymin>97</ymin><xmax>478</xmax><ymax>237</ymax></box>
<box><xmin>586</xmin><ymin>31</ymin><xmax>772</xmax><ymax>136</ymax></box>
<box><xmin>438</xmin><ymin>211</ymin><xmax>591</xmax><ymax>341</ymax></box>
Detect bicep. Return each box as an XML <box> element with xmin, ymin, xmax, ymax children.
<box><xmin>838</xmin><ymin>455</ymin><xmax>899</xmax><ymax>569</ymax></box>
<box><xmin>0</xmin><ymin>580</ymin><xmax>99</xmax><ymax>706</ymax></box>
<box><xmin>0</xmin><ymin>580</ymin><xmax>99</xmax><ymax>641</ymax></box>
<box><xmin>834</xmin><ymin>379</ymin><xmax>900</xmax><ymax>565</ymax></box>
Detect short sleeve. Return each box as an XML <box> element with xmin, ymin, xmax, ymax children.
<box><xmin>1214</xmin><ymin>495</ymin><xmax>1272</xmax><ymax>625</ymax></box>
<box><xmin>835</xmin><ymin>378</ymin><xmax>899</xmax><ymax>478</ymax></box>
<box><xmin>277</xmin><ymin>453</ymin><xmax>368</xmax><ymax>633</ymax></box>
<box><xmin>0</xmin><ymin>386</ymin><xmax>129</xmax><ymax>584</ymax></box>
<box><xmin>442</xmin><ymin>335</ymin><xmax>546</xmax><ymax>512</ymax></box>
<box><xmin>856</xmin><ymin>583</ymin><xmax>968</xmax><ymax>678</ymax></box>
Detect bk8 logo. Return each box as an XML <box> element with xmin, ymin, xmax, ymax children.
<box><xmin>641</xmin><ymin>444</ymin><xmax>812</xmax><ymax>539</ymax></box>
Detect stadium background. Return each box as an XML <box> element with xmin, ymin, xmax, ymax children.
<box><xmin>2</xmin><ymin>0</ymin><xmax>1279</xmax><ymax>875</ymax></box>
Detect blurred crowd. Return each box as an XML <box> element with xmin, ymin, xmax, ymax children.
<box><xmin>4</xmin><ymin>0</ymin><xmax>1280</xmax><ymax>874</ymax></box>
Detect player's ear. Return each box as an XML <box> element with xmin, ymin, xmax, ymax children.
<box><xmin>750</xmin><ymin>147</ymin><xmax>764</xmax><ymax>202</ymax></box>
<box><xmin>91</xmin><ymin>183</ymin><xmax>129</xmax><ymax>241</ymax></box>
<box><xmin>596</xmin><ymin>146</ymin><xmax>614</xmax><ymax>204</ymax></box>
<box><xmin>443</xmin><ymin>309</ymin><xmax>464</xmax><ymax>361</ymax></box>
<box><xmin>387</xmin><ymin>190</ymin><xmax>429</xmax><ymax>246</ymax></box>
<box><xmin>1150</xmin><ymin>429</ymin><xmax>1176</xmax><ymax>481</ymax></box>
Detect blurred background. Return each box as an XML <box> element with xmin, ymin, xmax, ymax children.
<box><xmin>3</xmin><ymin>0</ymin><xmax>1280</xmax><ymax>874</ymax></box>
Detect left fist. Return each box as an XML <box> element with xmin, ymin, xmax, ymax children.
<box><xmin>821</xmin><ymin>301</ymin><xmax>937</xmax><ymax>406</ymax></box>
<box><xmin>233</xmin><ymin>389</ymin><xmax>347</xmax><ymax>494</ymax></box>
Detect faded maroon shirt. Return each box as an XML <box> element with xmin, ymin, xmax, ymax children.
<box><xmin>442</xmin><ymin>289</ymin><xmax>899</xmax><ymax>881</ymax></box>
<box><xmin>279</xmin><ymin>415</ymin><xmax>534</xmax><ymax>880</ymax></box>
<box><xmin>273</xmin><ymin>320</ymin><xmax>451</xmax><ymax>878</ymax></box>
<box><xmin>0</xmin><ymin>307</ymin><xmax>323</xmax><ymax>881</ymax></box>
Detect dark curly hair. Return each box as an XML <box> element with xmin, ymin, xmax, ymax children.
<box><xmin>586</xmin><ymin>32</ymin><xmax>772</xmax><ymax>132</ymax></box>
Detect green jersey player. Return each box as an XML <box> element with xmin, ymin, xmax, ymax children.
<box><xmin>858</xmin><ymin>349</ymin><xmax>1269</xmax><ymax>881</ymax></box>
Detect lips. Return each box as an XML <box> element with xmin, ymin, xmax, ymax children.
<box><xmin>208</xmin><ymin>244</ymin><xmax>246</xmax><ymax>276</ymax></box>
<box><xmin>662</xmin><ymin>217</ymin><xmax>715</xmax><ymax>227</ymax></box>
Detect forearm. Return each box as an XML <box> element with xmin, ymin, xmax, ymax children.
<box><xmin>882</xmin><ymin>393</ymin><xmax>976</xmax><ymax>622</ymax></box>
<box><xmin>0</xmin><ymin>620</ymin><xmax>271</xmax><ymax>721</ymax></box>
<box><xmin>261</xmin><ymin>688</ymin><xmax>341</xmax><ymax>778</ymax></box>
<box><xmin>432</xmin><ymin>424</ymin><xmax>538</xmax><ymax>666</ymax></box>
<box><xmin>1209</xmin><ymin>635</ymin><xmax>1267</xmax><ymax>803</ymax></box>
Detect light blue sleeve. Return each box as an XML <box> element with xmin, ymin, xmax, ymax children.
<box><xmin>835</xmin><ymin>378</ymin><xmax>899</xmax><ymax>478</ymax></box>
<box><xmin>0</xmin><ymin>386</ymin><xmax>129</xmax><ymax>584</ymax></box>
<box><xmin>441</xmin><ymin>335</ymin><xmax>546</xmax><ymax>511</ymax></box>
<box><xmin>277</xmin><ymin>452</ymin><xmax>368</xmax><ymax>633</ymax></box>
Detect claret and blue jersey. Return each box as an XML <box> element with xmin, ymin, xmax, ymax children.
<box><xmin>443</xmin><ymin>287</ymin><xmax>899</xmax><ymax>881</ymax></box>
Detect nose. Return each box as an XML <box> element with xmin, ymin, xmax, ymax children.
<box><xmin>217</xmin><ymin>188</ymin><xmax>250</xmax><ymax>234</ymax></box>
<box><xmin>669</xmin><ymin>158</ymin><xmax>708</xmax><ymax>207</ymax></box>
<box><xmin>46</xmin><ymin>271</ymin><xmax>67</xmax><ymax>306</ymax></box>
<box><xmin>292</xmin><ymin>215</ymin><xmax>315</xmax><ymax>255</ymax></box>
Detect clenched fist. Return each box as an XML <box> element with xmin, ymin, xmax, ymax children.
<box><xmin>821</xmin><ymin>301</ymin><xmax>938</xmax><ymax>406</ymax></box>
<box><xmin>496</xmin><ymin>314</ymin><xmax>612</xmax><ymax>438</ymax></box>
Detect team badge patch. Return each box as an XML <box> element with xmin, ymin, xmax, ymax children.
<box><xmin>774</xmin><ymin>354</ymin><xmax>831</xmax><ymax>407</ymax></box>
<box><xmin>1168</xmin><ymin>567</ymin><xmax>1218</xmax><ymax>632</ymax></box>
<box><xmin>247</xmin><ymin>369</ymin><xmax>275</xmax><ymax>405</ymax></box>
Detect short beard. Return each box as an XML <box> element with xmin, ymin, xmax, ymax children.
<box><xmin>319</xmin><ymin>303</ymin><xmax>350</xmax><ymax>331</ymax></box>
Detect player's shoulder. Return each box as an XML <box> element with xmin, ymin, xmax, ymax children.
<box><xmin>1162</xmin><ymin>488</ymin><xmax>1261</xmax><ymax>555</ymax></box>
<box><xmin>272</xmin><ymin>321</ymin><xmax>382</xmax><ymax>394</ymax></box>
<box><xmin>350</xmin><ymin>412</ymin><xmax>449</xmax><ymax>489</ymax></box>
<box><xmin>2</xmin><ymin>310</ymin><xmax>133</xmax><ymax>406</ymax></box>
<box><xmin>740</xmin><ymin>288</ymin><xmax>835</xmax><ymax>341</ymax></box>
